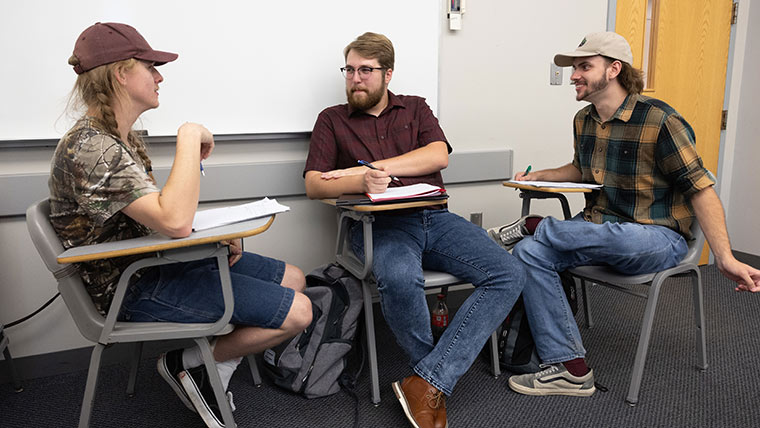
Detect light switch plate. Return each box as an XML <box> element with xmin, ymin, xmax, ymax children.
<box><xmin>550</xmin><ymin>62</ymin><xmax>563</xmax><ymax>85</ymax></box>
<box><xmin>449</xmin><ymin>12</ymin><xmax>462</xmax><ymax>30</ymax></box>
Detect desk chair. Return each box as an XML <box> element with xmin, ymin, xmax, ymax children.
<box><xmin>334</xmin><ymin>207</ymin><xmax>501</xmax><ymax>405</ymax></box>
<box><xmin>568</xmin><ymin>219</ymin><xmax>707</xmax><ymax>405</ymax></box>
<box><xmin>515</xmin><ymin>186</ymin><xmax>708</xmax><ymax>405</ymax></box>
<box><xmin>26</xmin><ymin>199</ymin><xmax>260</xmax><ymax>427</ymax></box>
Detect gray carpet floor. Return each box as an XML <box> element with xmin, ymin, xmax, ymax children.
<box><xmin>1</xmin><ymin>265</ymin><xmax>759</xmax><ymax>427</ymax></box>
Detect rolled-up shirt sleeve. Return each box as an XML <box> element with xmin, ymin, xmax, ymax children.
<box><xmin>304</xmin><ymin>110</ymin><xmax>338</xmax><ymax>175</ymax></box>
<box><xmin>655</xmin><ymin>114</ymin><xmax>715</xmax><ymax>197</ymax></box>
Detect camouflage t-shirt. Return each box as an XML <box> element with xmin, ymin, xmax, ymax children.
<box><xmin>48</xmin><ymin>118</ymin><xmax>160</xmax><ymax>315</ymax></box>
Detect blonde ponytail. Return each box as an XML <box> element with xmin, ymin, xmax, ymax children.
<box><xmin>68</xmin><ymin>58</ymin><xmax>155</xmax><ymax>182</ymax></box>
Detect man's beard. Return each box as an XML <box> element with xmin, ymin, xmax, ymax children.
<box><xmin>346</xmin><ymin>82</ymin><xmax>386</xmax><ymax>110</ymax></box>
<box><xmin>575</xmin><ymin>74</ymin><xmax>609</xmax><ymax>101</ymax></box>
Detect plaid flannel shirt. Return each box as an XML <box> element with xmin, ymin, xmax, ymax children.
<box><xmin>572</xmin><ymin>94</ymin><xmax>714</xmax><ymax>238</ymax></box>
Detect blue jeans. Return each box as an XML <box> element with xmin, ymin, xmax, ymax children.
<box><xmin>511</xmin><ymin>214</ymin><xmax>688</xmax><ymax>364</ymax></box>
<box><xmin>119</xmin><ymin>252</ymin><xmax>292</xmax><ymax>329</ymax></box>
<box><xmin>350</xmin><ymin>209</ymin><xmax>525</xmax><ymax>395</ymax></box>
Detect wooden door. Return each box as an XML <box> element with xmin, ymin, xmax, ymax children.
<box><xmin>616</xmin><ymin>0</ymin><xmax>733</xmax><ymax>264</ymax></box>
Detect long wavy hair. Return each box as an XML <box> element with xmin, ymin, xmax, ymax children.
<box><xmin>67</xmin><ymin>55</ymin><xmax>155</xmax><ymax>181</ymax></box>
<box><xmin>603</xmin><ymin>56</ymin><xmax>645</xmax><ymax>95</ymax></box>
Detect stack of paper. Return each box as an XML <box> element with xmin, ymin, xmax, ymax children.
<box><xmin>192</xmin><ymin>198</ymin><xmax>290</xmax><ymax>231</ymax></box>
<box><xmin>367</xmin><ymin>183</ymin><xmax>446</xmax><ymax>202</ymax></box>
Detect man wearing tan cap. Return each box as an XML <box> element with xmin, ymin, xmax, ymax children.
<box><xmin>487</xmin><ymin>31</ymin><xmax>760</xmax><ymax>397</ymax></box>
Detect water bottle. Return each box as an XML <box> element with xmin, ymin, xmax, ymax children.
<box><xmin>431</xmin><ymin>293</ymin><xmax>449</xmax><ymax>343</ymax></box>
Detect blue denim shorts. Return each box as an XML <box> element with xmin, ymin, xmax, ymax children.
<box><xmin>119</xmin><ymin>252</ymin><xmax>292</xmax><ymax>329</ymax></box>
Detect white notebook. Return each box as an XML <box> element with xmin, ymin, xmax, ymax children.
<box><xmin>192</xmin><ymin>198</ymin><xmax>290</xmax><ymax>231</ymax></box>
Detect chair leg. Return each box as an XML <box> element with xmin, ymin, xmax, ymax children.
<box><xmin>580</xmin><ymin>279</ymin><xmax>593</xmax><ymax>328</ymax></box>
<box><xmin>195</xmin><ymin>338</ymin><xmax>235</xmax><ymax>427</ymax></box>
<box><xmin>2</xmin><ymin>347</ymin><xmax>23</xmax><ymax>392</ymax></box>
<box><xmin>126</xmin><ymin>342</ymin><xmax>143</xmax><ymax>397</ymax></box>
<box><xmin>79</xmin><ymin>344</ymin><xmax>105</xmax><ymax>428</ymax></box>
<box><xmin>691</xmin><ymin>269</ymin><xmax>708</xmax><ymax>371</ymax></box>
<box><xmin>625</xmin><ymin>278</ymin><xmax>665</xmax><ymax>406</ymax></box>
<box><xmin>362</xmin><ymin>280</ymin><xmax>381</xmax><ymax>405</ymax></box>
<box><xmin>489</xmin><ymin>330</ymin><xmax>501</xmax><ymax>378</ymax></box>
<box><xmin>247</xmin><ymin>354</ymin><xmax>262</xmax><ymax>386</ymax></box>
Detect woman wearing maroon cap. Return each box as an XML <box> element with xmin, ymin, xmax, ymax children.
<box><xmin>49</xmin><ymin>22</ymin><xmax>312</xmax><ymax>428</ymax></box>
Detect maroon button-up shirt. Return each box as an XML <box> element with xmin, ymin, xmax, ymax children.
<box><xmin>304</xmin><ymin>91</ymin><xmax>451</xmax><ymax>189</ymax></box>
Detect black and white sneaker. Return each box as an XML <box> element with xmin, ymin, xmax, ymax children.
<box><xmin>179</xmin><ymin>366</ymin><xmax>235</xmax><ymax>428</ymax></box>
<box><xmin>157</xmin><ymin>349</ymin><xmax>195</xmax><ymax>412</ymax></box>
<box><xmin>487</xmin><ymin>215</ymin><xmax>543</xmax><ymax>251</ymax></box>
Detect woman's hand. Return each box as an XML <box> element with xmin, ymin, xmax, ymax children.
<box><xmin>220</xmin><ymin>239</ymin><xmax>243</xmax><ymax>267</ymax></box>
<box><xmin>178</xmin><ymin>122</ymin><xmax>215</xmax><ymax>160</ymax></box>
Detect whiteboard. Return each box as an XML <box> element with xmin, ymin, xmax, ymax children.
<box><xmin>0</xmin><ymin>0</ymin><xmax>440</xmax><ymax>140</ymax></box>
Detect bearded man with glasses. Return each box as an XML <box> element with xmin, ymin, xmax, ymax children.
<box><xmin>303</xmin><ymin>32</ymin><xmax>526</xmax><ymax>428</ymax></box>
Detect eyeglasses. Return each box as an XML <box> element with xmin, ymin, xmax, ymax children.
<box><xmin>340</xmin><ymin>66</ymin><xmax>386</xmax><ymax>79</ymax></box>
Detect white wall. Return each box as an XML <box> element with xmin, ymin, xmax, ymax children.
<box><xmin>438</xmin><ymin>1</ymin><xmax>608</xmax><ymax>224</ymax></box>
<box><xmin>725</xmin><ymin>0</ymin><xmax>760</xmax><ymax>255</ymax></box>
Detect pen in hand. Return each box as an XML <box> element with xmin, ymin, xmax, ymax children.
<box><xmin>200</xmin><ymin>162</ymin><xmax>206</xmax><ymax>177</ymax></box>
<box><xmin>523</xmin><ymin>165</ymin><xmax>532</xmax><ymax>177</ymax></box>
<box><xmin>358</xmin><ymin>160</ymin><xmax>400</xmax><ymax>181</ymax></box>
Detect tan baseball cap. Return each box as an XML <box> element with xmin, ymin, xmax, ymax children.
<box><xmin>554</xmin><ymin>32</ymin><xmax>633</xmax><ymax>67</ymax></box>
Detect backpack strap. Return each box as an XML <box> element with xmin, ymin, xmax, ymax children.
<box><xmin>338</xmin><ymin>306</ymin><xmax>365</xmax><ymax>428</ymax></box>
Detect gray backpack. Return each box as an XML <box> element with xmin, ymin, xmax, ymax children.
<box><xmin>262</xmin><ymin>263</ymin><xmax>364</xmax><ymax>398</ymax></box>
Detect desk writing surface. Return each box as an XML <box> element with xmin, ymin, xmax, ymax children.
<box><xmin>57</xmin><ymin>216</ymin><xmax>275</xmax><ymax>264</ymax></box>
<box><xmin>320</xmin><ymin>198</ymin><xmax>449</xmax><ymax>212</ymax></box>
<box><xmin>502</xmin><ymin>181</ymin><xmax>593</xmax><ymax>193</ymax></box>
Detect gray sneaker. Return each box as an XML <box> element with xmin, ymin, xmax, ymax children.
<box><xmin>487</xmin><ymin>215</ymin><xmax>542</xmax><ymax>250</ymax></box>
<box><xmin>508</xmin><ymin>364</ymin><xmax>596</xmax><ymax>397</ymax></box>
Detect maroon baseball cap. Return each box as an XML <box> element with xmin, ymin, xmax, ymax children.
<box><xmin>71</xmin><ymin>22</ymin><xmax>178</xmax><ymax>74</ymax></box>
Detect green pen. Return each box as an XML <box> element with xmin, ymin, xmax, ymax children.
<box><xmin>524</xmin><ymin>165</ymin><xmax>532</xmax><ymax>176</ymax></box>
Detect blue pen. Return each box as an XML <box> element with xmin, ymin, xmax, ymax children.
<box><xmin>200</xmin><ymin>162</ymin><xmax>206</xmax><ymax>177</ymax></box>
<box><xmin>358</xmin><ymin>160</ymin><xmax>399</xmax><ymax>181</ymax></box>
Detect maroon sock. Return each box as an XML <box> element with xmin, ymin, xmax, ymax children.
<box><xmin>524</xmin><ymin>216</ymin><xmax>543</xmax><ymax>234</ymax></box>
<box><xmin>562</xmin><ymin>358</ymin><xmax>590</xmax><ymax>377</ymax></box>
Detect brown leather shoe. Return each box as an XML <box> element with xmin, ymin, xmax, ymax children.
<box><xmin>434</xmin><ymin>394</ymin><xmax>447</xmax><ymax>428</ymax></box>
<box><xmin>392</xmin><ymin>375</ymin><xmax>447</xmax><ymax>428</ymax></box>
